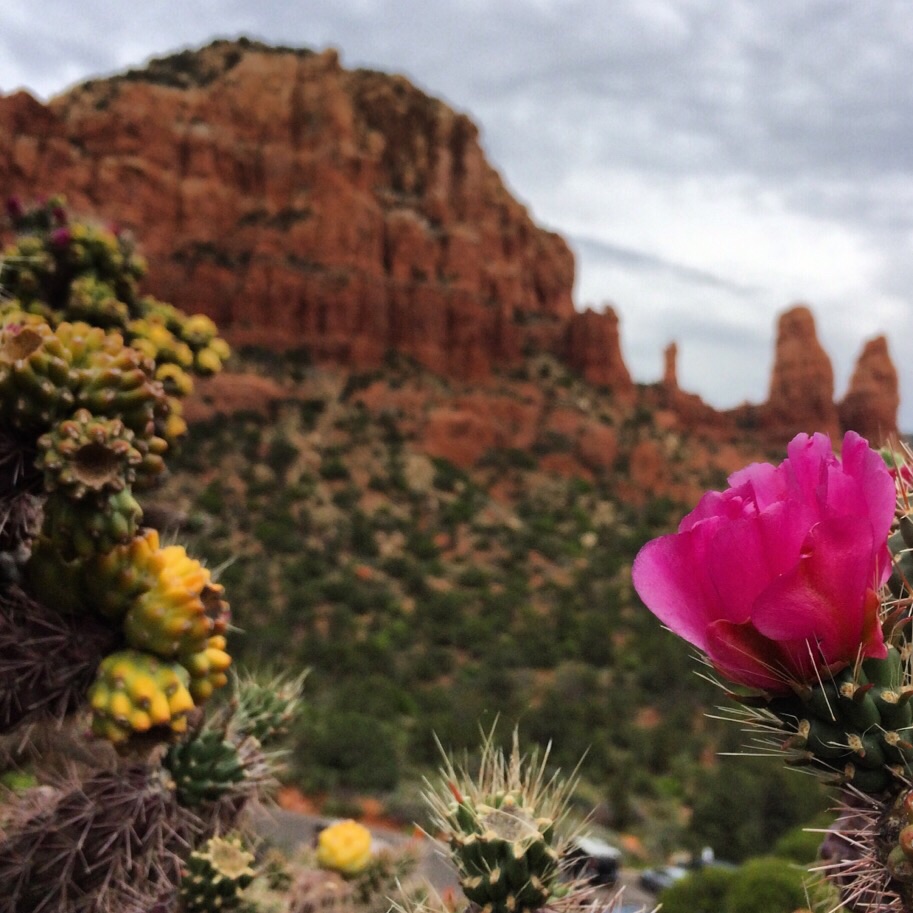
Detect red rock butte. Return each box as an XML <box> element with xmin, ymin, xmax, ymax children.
<box><xmin>0</xmin><ymin>39</ymin><xmax>900</xmax><ymax>442</ymax></box>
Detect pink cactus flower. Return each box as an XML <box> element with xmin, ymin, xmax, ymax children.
<box><xmin>49</xmin><ymin>227</ymin><xmax>72</xmax><ymax>248</ymax></box>
<box><xmin>632</xmin><ymin>432</ymin><xmax>895</xmax><ymax>693</ymax></box>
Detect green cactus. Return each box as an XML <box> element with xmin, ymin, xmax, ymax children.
<box><xmin>425</xmin><ymin>730</ymin><xmax>580</xmax><ymax>913</ymax></box>
<box><xmin>179</xmin><ymin>834</ymin><xmax>256</xmax><ymax>913</ymax></box>
<box><xmin>767</xmin><ymin>645</ymin><xmax>913</xmax><ymax>794</ymax></box>
<box><xmin>164</xmin><ymin>730</ymin><xmax>246</xmax><ymax>807</ymax></box>
<box><xmin>42</xmin><ymin>485</ymin><xmax>142</xmax><ymax>558</ymax></box>
<box><xmin>230</xmin><ymin>669</ymin><xmax>307</xmax><ymax>746</ymax></box>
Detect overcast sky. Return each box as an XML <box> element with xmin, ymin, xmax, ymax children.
<box><xmin>2</xmin><ymin>1</ymin><xmax>912</xmax><ymax>427</ymax></box>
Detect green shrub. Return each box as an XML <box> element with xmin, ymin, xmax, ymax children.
<box><xmin>659</xmin><ymin>866</ymin><xmax>736</xmax><ymax>913</ymax></box>
<box><xmin>724</xmin><ymin>857</ymin><xmax>808</xmax><ymax>913</ymax></box>
<box><xmin>265</xmin><ymin>435</ymin><xmax>299</xmax><ymax>476</ymax></box>
<box><xmin>296</xmin><ymin>710</ymin><xmax>399</xmax><ymax>791</ymax></box>
<box><xmin>772</xmin><ymin>821</ymin><xmax>826</xmax><ymax>864</ymax></box>
<box><xmin>319</xmin><ymin>453</ymin><xmax>350</xmax><ymax>480</ymax></box>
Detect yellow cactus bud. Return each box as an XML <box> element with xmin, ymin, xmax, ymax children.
<box><xmin>316</xmin><ymin>820</ymin><xmax>372</xmax><ymax>875</ymax></box>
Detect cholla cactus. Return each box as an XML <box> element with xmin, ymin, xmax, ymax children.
<box><xmin>0</xmin><ymin>197</ymin><xmax>296</xmax><ymax>913</ymax></box>
<box><xmin>633</xmin><ymin>433</ymin><xmax>913</xmax><ymax>912</ymax></box>
<box><xmin>423</xmin><ymin>729</ymin><xmax>591</xmax><ymax>913</ymax></box>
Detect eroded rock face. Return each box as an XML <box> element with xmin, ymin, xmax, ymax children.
<box><xmin>839</xmin><ymin>336</ymin><xmax>899</xmax><ymax>445</ymax></box>
<box><xmin>0</xmin><ymin>40</ymin><xmax>900</xmax><ymax>442</ymax></box>
<box><xmin>0</xmin><ymin>39</ymin><xmax>580</xmax><ymax>381</ymax></box>
<box><xmin>763</xmin><ymin>305</ymin><xmax>840</xmax><ymax>440</ymax></box>
<box><xmin>564</xmin><ymin>307</ymin><xmax>633</xmax><ymax>396</ymax></box>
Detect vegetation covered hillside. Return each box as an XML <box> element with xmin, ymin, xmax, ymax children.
<box><xmin>159</xmin><ymin>349</ymin><xmax>827</xmax><ymax>860</ymax></box>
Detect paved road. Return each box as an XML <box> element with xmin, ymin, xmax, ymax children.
<box><xmin>250</xmin><ymin>806</ymin><xmax>655</xmax><ymax>909</ymax></box>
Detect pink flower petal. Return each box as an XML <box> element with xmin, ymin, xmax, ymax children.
<box><xmin>632</xmin><ymin>520</ymin><xmax>729</xmax><ymax>652</ymax></box>
<box><xmin>750</xmin><ymin>516</ymin><xmax>886</xmax><ymax>665</ymax></box>
<box><xmin>705</xmin><ymin>619</ymin><xmax>794</xmax><ymax>693</ymax></box>
<box><xmin>703</xmin><ymin>500</ymin><xmax>807</xmax><ymax>622</ymax></box>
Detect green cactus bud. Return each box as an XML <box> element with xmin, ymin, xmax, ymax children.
<box><xmin>767</xmin><ymin>646</ymin><xmax>913</xmax><ymax>792</ymax></box>
<box><xmin>179</xmin><ymin>834</ymin><xmax>255</xmax><ymax>913</ymax></box>
<box><xmin>164</xmin><ymin>730</ymin><xmax>246</xmax><ymax>806</ymax></box>
<box><xmin>42</xmin><ymin>486</ymin><xmax>142</xmax><ymax>559</ymax></box>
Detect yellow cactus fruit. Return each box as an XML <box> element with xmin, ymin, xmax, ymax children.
<box><xmin>88</xmin><ymin>649</ymin><xmax>195</xmax><ymax>745</ymax></box>
<box><xmin>155</xmin><ymin>362</ymin><xmax>194</xmax><ymax>397</ymax></box>
<box><xmin>0</xmin><ymin>320</ymin><xmax>74</xmax><ymax>431</ymax></box>
<box><xmin>181</xmin><ymin>313</ymin><xmax>219</xmax><ymax>347</ymax></box>
<box><xmin>36</xmin><ymin>409</ymin><xmax>143</xmax><ymax>501</ymax></box>
<box><xmin>54</xmin><ymin>320</ymin><xmax>166</xmax><ymax>437</ymax></box>
<box><xmin>82</xmin><ymin>528</ymin><xmax>161</xmax><ymax>621</ymax></box>
<box><xmin>128</xmin><ymin>317</ymin><xmax>194</xmax><ymax>368</ymax></box>
<box><xmin>316</xmin><ymin>820</ymin><xmax>373</xmax><ymax>876</ymax></box>
<box><xmin>66</xmin><ymin>275</ymin><xmax>129</xmax><ymax>329</ymax></box>
<box><xmin>180</xmin><ymin>633</ymin><xmax>232</xmax><ymax>702</ymax></box>
<box><xmin>123</xmin><ymin>544</ymin><xmax>229</xmax><ymax>659</ymax></box>
<box><xmin>194</xmin><ymin>347</ymin><xmax>224</xmax><ymax>375</ymax></box>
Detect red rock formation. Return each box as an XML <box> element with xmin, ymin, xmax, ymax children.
<box><xmin>763</xmin><ymin>305</ymin><xmax>840</xmax><ymax>440</ymax></box>
<box><xmin>839</xmin><ymin>336</ymin><xmax>899</xmax><ymax>445</ymax></box>
<box><xmin>663</xmin><ymin>342</ymin><xmax>678</xmax><ymax>389</ymax></box>
<box><xmin>0</xmin><ymin>39</ymin><xmax>574</xmax><ymax>381</ymax></box>
<box><xmin>564</xmin><ymin>307</ymin><xmax>633</xmax><ymax>395</ymax></box>
<box><xmin>0</xmin><ymin>40</ymin><xmax>900</xmax><ymax>442</ymax></box>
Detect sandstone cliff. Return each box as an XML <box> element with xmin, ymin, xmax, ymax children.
<box><xmin>0</xmin><ymin>39</ymin><xmax>901</xmax><ymax>444</ymax></box>
<box><xmin>0</xmin><ymin>39</ymin><xmax>630</xmax><ymax>385</ymax></box>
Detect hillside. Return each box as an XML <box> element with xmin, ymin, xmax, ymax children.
<box><xmin>152</xmin><ymin>350</ymin><xmax>826</xmax><ymax>859</ymax></box>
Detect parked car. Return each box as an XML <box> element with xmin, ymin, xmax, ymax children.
<box><xmin>638</xmin><ymin>864</ymin><xmax>689</xmax><ymax>894</ymax></box>
<box><xmin>565</xmin><ymin>835</ymin><xmax>622</xmax><ymax>886</ymax></box>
